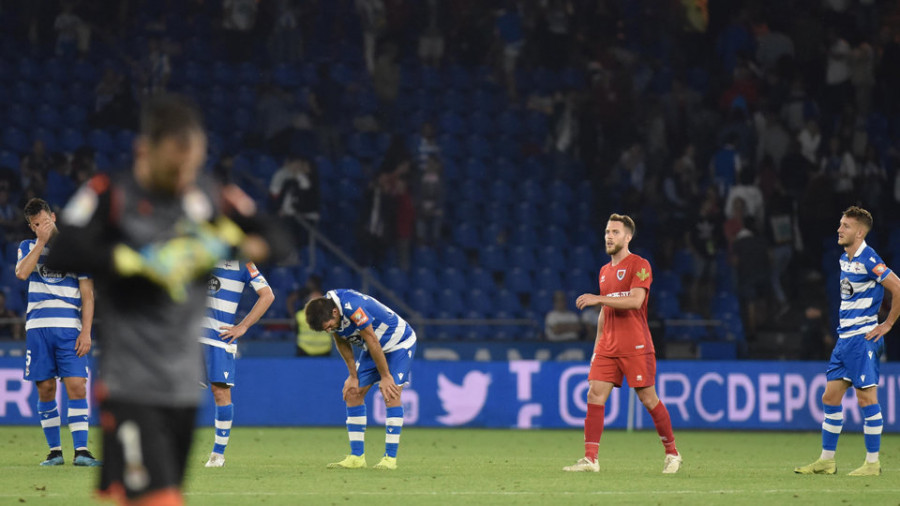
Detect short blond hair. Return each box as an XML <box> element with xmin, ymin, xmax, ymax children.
<box><xmin>843</xmin><ymin>206</ymin><xmax>873</xmax><ymax>231</ymax></box>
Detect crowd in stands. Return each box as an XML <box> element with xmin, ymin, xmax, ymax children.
<box><xmin>2</xmin><ymin>1</ymin><xmax>900</xmax><ymax>361</ymax></box>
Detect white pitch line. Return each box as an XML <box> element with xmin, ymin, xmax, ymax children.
<box><xmin>182</xmin><ymin>488</ymin><xmax>900</xmax><ymax>497</ymax></box>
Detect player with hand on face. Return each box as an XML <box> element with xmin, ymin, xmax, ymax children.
<box><xmin>16</xmin><ymin>198</ymin><xmax>99</xmax><ymax>467</ymax></box>
<box><xmin>795</xmin><ymin>206</ymin><xmax>899</xmax><ymax>476</ymax></box>
<box><xmin>305</xmin><ymin>289</ymin><xmax>417</xmax><ymax>470</ymax></box>
<box><xmin>564</xmin><ymin>214</ymin><xmax>682</xmax><ymax>474</ymax></box>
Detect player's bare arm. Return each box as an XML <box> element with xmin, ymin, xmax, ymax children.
<box><xmin>75</xmin><ymin>278</ymin><xmax>94</xmax><ymax>357</ymax></box>
<box><xmin>332</xmin><ymin>333</ymin><xmax>359</xmax><ymax>400</ymax></box>
<box><xmin>220</xmin><ymin>285</ymin><xmax>275</xmax><ymax>343</ymax></box>
<box><xmin>576</xmin><ymin>287</ymin><xmax>647</xmax><ymax>311</ymax></box>
<box><xmin>15</xmin><ymin>219</ymin><xmax>55</xmax><ymax>280</ymax></box>
<box><xmin>360</xmin><ymin>325</ymin><xmax>401</xmax><ymax>402</ymax></box>
<box><xmin>865</xmin><ymin>271</ymin><xmax>900</xmax><ymax>342</ymax></box>
<box><xmin>593</xmin><ymin>308</ymin><xmax>605</xmax><ymax>350</ymax></box>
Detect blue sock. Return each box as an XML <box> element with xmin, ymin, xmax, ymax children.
<box><xmin>213</xmin><ymin>404</ymin><xmax>233</xmax><ymax>455</ymax></box>
<box><xmin>821</xmin><ymin>403</ymin><xmax>843</xmax><ymax>454</ymax></box>
<box><xmin>862</xmin><ymin>404</ymin><xmax>882</xmax><ymax>461</ymax></box>
<box><xmin>37</xmin><ymin>400</ymin><xmax>61</xmax><ymax>450</ymax></box>
<box><xmin>67</xmin><ymin>398</ymin><xmax>89</xmax><ymax>450</ymax></box>
<box><xmin>385</xmin><ymin>406</ymin><xmax>403</xmax><ymax>458</ymax></box>
<box><xmin>346</xmin><ymin>405</ymin><xmax>366</xmax><ymax>456</ymax></box>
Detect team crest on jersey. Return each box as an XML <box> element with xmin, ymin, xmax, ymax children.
<box><xmin>208</xmin><ymin>275</ymin><xmax>222</xmax><ymax>293</ymax></box>
<box><xmin>38</xmin><ymin>264</ymin><xmax>66</xmax><ymax>284</ymax></box>
<box><xmin>616</xmin><ymin>269</ymin><xmax>626</xmax><ymax>281</ymax></box>
<box><xmin>840</xmin><ymin>278</ymin><xmax>853</xmax><ymax>299</ymax></box>
<box><xmin>351</xmin><ymin>308</ymin><xmax>370</xmax><ymax>326</ymax></box>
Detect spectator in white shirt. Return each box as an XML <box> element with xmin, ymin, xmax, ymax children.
<box><xmin>544</xmin><ymin>291</ymin><xmax>581</xmax><ymax>341</ymax></box>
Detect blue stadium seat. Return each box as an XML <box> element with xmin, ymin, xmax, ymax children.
<box><xmin>437</xmin><ymin>289</ymin><xmax>465</xmax><ymax>317</ymax></box>
<box><xmin>63</xmin><ymin>104</ymin><xmax>87</xmax><ymax>125</ymax></box>
<box><xmin>549</xmin><ymin>180</ymin><xmax>573</xmax><ymax>202</ymax></box>
<box><xmin>506</xmin><ymin>267</ymin><xmax>533</xmax><ymax>294</ymax></box>
<box><xmin>346</xmin><ymin>132</ymin><xmax>375</xmax><ymax>159</ymax></box>
<box><xmin>441</xmin><ymin>246</ymin><xmax>468</xmax><ymax>270</ymax></box>
<box><xmin>439</xmin><ymin>112</ymin><xmax>465</xmax><ymax>136</ymax></box>
<box><xmin>337</xmin><ymin>155</ymin><xmax>363</xmax><ymax>179</ymax></box>
<box><xmin>509</xmin><ymin>245</ymin><xmax>536</xmax><ymax>271</ymax></box>
<box><xmin>519</xmin><ymin>179</ymin><xmax>545</xmax><ymax>203</ymax></box>
<box><xmin>495</xmin><ymin>157</ymin><xmax>517</xmax><ymax>181</ymax></box>
<box><xmin>59</xmin><ymin>128</ymin><xmax>85</xmax><ymax>152</ymax></box>
<box><xmin>530</xmin><ymin>288</ymin><xmax>553</xmax><ymax>315</ymax></box>
<box><xmin>72</xmin><ymin>61</ymin><xmax>97</xmax><ymax>83</ymax></box>
<box><xmin>511</xmin><ymin>224</ymin><xmax>538</xmax><ymax>246</ymax></box>
<box><xmin>112</xmin><ymin>129</ymin><xmax>134</xmax><ymax>151</ymax></box>
<box><xmin>496</xmin><ymin>110</ymin><xmax>522</xmax><ymax>137</ymax></box>
<box><xmin>460</xmin><ymin>179</ymin><xmax>485</xmax><ymax>201</ymax></box>
<box><xmin>481</xmin><ymin>222</ymin><xmax>507</xmax><ymax>245</ymax></box>
<box><xmin>525</xmin><ymin>111</ymin><xmax>548</xmax><ymax>137</ymax></box>
<box><xmin>33</xmin><ymin>104</ymin><xmax>59</xmax><ymax>130</ymax></box>
<box><xmin>569</xmin><ymin>246</ymin><xmax>600</xmax><ymax>271</ymax></box>
<box><xmin>480</xmin><ymin>245</ymin><xmax>506</xmax><ymax>273</ymax></box>
<box><xmin>17</xmin><ymin>57</ymin><xmax>41</xmax><ymax>82</ymax></box>
<box><xmin>467</xmin><ymin>268</ymin><xmax>496</xmax><ymax>292</ymax></box>
<box><xmin>441</xmin><ymin>267</ymin><xmax>467</xmax><ymax>291</ymax></box>
<box><xmin>326</xmin><ymin>265</ymin><xmax>357</xmax><ymax>290</ymax></box>
<box><xmin>546</xmin><ymin>202</ymin><xmax>570</xmax><ymax>226</ymax></box>
<box><xmin>88</xmin><ymin>129</ymin><xmax>114</xmax><ymax>153</ymax></box>
<box><xmin>2</xmin><ymin>127</ymin><xmax>28</xmax><ymax>153</ymax></box>
<box><xmin>546</xmin><ymin>226</ymin><xmax>568</xmax><ymax>247</ymax></box>
<box><xmin>538</xmin><ymin>246</ymin><xmax>566</xmax><ymax>271</ymax></box>
<box><xmin>665</xmin><ymin>312</ymin><xmax>707</xmax><ymax>341</ymax></box>
<box><xmin>465</xmin><ymin>135</ymin><xmax>493</xmax><ymax>159</ymax></box>
<box><xmin>40</xmin><ymin>58</ymin><xmax>67</xmax><ymax>82</ymax></box>
<box><xmin>453</xmin><ymin>200</ymin><xmax>480</xmax><ymax>224</ymax></box>
<box><xmin>536</xmin><ymin>267</ymin><xmax>563</xmax><ymax>292</ymax></box>
<box><xmin>653</xmin><ymin>291</ymin><xmax>681</xmax><ymax>319</ymax></box>
<box><xmin>0</xmin><ymin>151</ymin><xmax>20</xmax><ymax>170</ymax></box>
<box><xmin>469</xmin><ymin>112</ymin><xmax>494</xmax><ymax>136</ymax></box>
<box><xmin>453</xmin><ymin>222</ymin><xmax>480</xmax><ymax>249</ymax></box>
<box><xmin>420</xmin><ymin>66</ymin><xmax>442</xmax><ymax>89</ymax></box>
<box><xmin>412</xmin><ymin>246</ymin><xmax>438</xmax><ymax>269</ymax></box>
<box><xmin>409</xmin><ymin>288</ymin><xmax>435</xmax><ymax>315</ymax></box>
<box><xmin>513</xmin><ymin>202</ymin><xmax>537</xmax><ymax>225</ymax></box>
<box><xmin>435</xmin><ymin>134</ymin><xmax>459</xmax><ymax>160</ymax></box>
<box><xmin>712</xmin><ymin>291</ymin><xmax>740</xmax><ymax>316</ymax></box>
<box><xmin>442</xmin><ymin>89</ymin><xmax>466</xmax><ymax>112</ymax></box>
<box><xmin>447</xmin><ymin>65</ymin><xmax>472</xmax><ymax>90</ymax></box>
<box><xmin>411</xmin><ymin>266</ymin><xmax>439</xmax><ymax>293</ymax></box>
<box><xmin>266</xmin><ymin>266</ymin><xmax>298</xmax><ymax>293</ymax></box>
<box><xmin>467</xmin><ymin>288</ymin><xmax>495</xmax><ymax>314</ymax></box>
<box><xmin>496</xmin><ymin>137</ymin><xmax>520</xmax><ymax>162</ymax></box>
<box><xmin>495</xmin><ymin>289</ymin><xmax>522</xmax><ymax>316</ymax></box>
<box><xmin>40</xmin><ymin>82</ymin><xmax>65</xmax><ymax>106</ymax></box>
<box><xmin>237</xmin><ymin>62</ymin><xmax>262</xmax><ymax>85</ymax></box>
<box><xmin>566</xmin><ymin>268</ymin><xmax>596</xmax><ymax>294</ymax></box>
<box><xmin>8</xmin><ymin>104</ymin><xmax>30</xmax><ymax>128</ymax></box>
<box><xmin>489</xmin><ymin>181</ymin><xmax>514</xmax><ymax>204</ymax></box>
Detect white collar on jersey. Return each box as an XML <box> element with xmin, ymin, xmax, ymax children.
<box><xmin>327</xmin><ymin>290</ymin><xmax>344</xmax><ymax>317</ymax></box>
<box><xmin>849</xmin><ymin>241</ymin><xmax>868</xmax><ymax>261</ymax></box>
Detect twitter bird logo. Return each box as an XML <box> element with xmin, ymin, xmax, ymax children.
<box><xmin>436</xmin><ymin>371</ymin><xmax>491</xmax><ymax>426</ymax></box>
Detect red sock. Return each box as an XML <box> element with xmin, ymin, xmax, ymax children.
<box><xmin>649</xmin><ymin>401</ymin><xmax>678</xmax><ymax>455</ymax></box>
<box><xmin>584</xmin><ymin>403</ymin><xmax>604</xmax><ymax>461</ymax></box>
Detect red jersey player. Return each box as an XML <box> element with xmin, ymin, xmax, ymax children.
<box><xmin>563</xmin><ymin>214</ymin><xmax>682</xmax><ymax>474</ymax></box>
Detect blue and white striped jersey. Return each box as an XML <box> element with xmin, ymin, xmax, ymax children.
<box><xmin>838</xmin><ymin>241</ymin><xmax>892</xmax><ymax>339</ymax></box>
<box><xmin>17</xmin><ymin>240</ymin><xmax>87</xmax><ymax>331</ymax></box>
<box><xmin>326</xmin><ymin>289</ymin><xmax>416</xmax><ymax>353</ymax></box>
<box><xmin>200</xmin><ymin>260</ymin><xmax>269</xmax><ymax>352</ymax></box>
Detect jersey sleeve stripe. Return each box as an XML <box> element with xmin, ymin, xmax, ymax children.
<box><xmin>382</xmin><ymin>319</ymin><xmax>408</xmax><ymax>353</ymax></box>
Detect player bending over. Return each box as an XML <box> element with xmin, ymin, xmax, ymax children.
<box><xmin>564</xmin><ymin>214</ymin><xmax>682</xmax><ymax>474</ymax></box>
<box><xmin>306</xmin><ymin>289</ymin><xmax>417</xmax><ymax>470</ymax></box>
<box><xmin>795</xmin><ymin>206</ymin><xmax>898</xmax><ymax>476</ymax></box>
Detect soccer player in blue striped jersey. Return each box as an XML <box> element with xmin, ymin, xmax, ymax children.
<box><xmin>15</xmin><ymin>198</ymin><xmax>100</xmax><ymax>466</ymax></box>
<box><xmin>795</xmin><ymin>207</ymin><xmax>900</xmax><ymax>476</ymax></box>
<box><xmin>305</xmin><ymin>289</ymin><xmax>417</xmax><ymax>470</ymax></box>
<box><xmin>201</xmin><ymin>260</ymin><xmax>274</xmax><ymax>468</ymax></box>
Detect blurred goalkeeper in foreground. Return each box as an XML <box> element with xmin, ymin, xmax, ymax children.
<box><xmin>47</xmin><ymin>94</ymin><xmax>287</xmax><ymax>505</ymax></box>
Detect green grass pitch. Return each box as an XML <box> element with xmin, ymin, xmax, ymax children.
<box><xmin>0</xmin><ymin>427</ymin><xmax>897</xmax><ymax>505</ymax></box>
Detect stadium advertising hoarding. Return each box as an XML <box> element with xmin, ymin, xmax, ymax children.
<box><xmin>0</xmin><ymin>358</ymin><xmax>897</xmax><ymax>431</ymax></box>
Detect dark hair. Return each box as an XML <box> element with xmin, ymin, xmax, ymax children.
<box><xmin>608</xmin><ymin>213</ymin><xmax>636</xmax><ymax>236</ymax></box>
<box><xmin>843</xmin><ymin>206</ymin><xmax>873</xmax><ymax>230</ymax></box>
<box><xmin>305</xmin><ymin>296</ymin><xmax>337</xmax><ymax>331</ymax></box>
<box><xmin>140</xmin><ymin>94</ymin><xmax>204</xmax><ymax>145</ymax></box>
<box><xmin>23</xmin><ymin>198</ymin><xmax>51</xmax><ymax>222</ymax></box>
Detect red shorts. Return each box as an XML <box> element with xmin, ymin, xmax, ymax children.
<box><xmin>588</xmin><ymin>353</ymin><xmax>656</xmax><ymax>388</ymax></box>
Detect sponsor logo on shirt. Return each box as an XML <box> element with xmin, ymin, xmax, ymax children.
<box><xmin>840</xmin><ymin>278</ymin><xmax>853</xmax><ymax>298</ymax></box>
<box><xmin>208</xmin><ymin>275</ymin><xmax>222</xmax><ymax>293</ymax></box>
<box><xmin>38</xmin><ymin>264</ymin><xmax>66</xmax><ymax>284</ymax></box>
<box><xmin>351</xmin><ymin>307</ymin><xmax>370</xmax><ymax>326</ymax></box>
